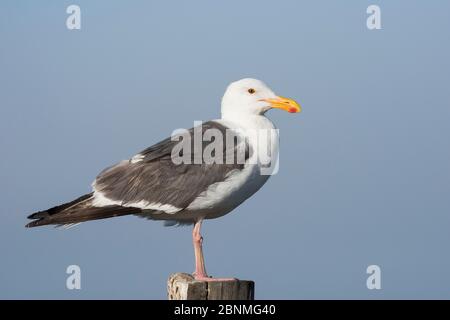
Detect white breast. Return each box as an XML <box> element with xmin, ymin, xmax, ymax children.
<box><xmin>186</xmin><ymin>115</ymin><xmax>279</xmax><ymax>218</ymax></box>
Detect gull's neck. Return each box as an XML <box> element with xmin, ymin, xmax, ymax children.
<box><xmin>220</xmin><ymin>112</ymin><xmax>276</xmax><ymax>131</ymax></box>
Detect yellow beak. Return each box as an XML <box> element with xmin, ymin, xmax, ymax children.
<box><xmin>261</xmin><ymin>96</ymin><xmax>301</xmax><ymax>113</ymax></box>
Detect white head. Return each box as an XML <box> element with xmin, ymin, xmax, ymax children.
<box><xmin>221</xmin><ymin>78</ymin><xmax>301</xmax><ymax>120</ymax></box>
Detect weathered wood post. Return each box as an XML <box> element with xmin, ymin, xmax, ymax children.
<box><xmin>168</xmin><ymin>273</ymin><xmax>255</xmax><ymax>300</ymax></box>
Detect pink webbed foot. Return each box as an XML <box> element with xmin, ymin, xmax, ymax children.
<box><xmin>193</xmin><ymin>274</ymin><xmax>238</xmax><ymax>282</ymax></box>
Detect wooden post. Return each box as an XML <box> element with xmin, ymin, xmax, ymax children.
<box><xmin>168</xmin><ymin>273</ymin><xmax>255</xmax><ymax>300</ymax></box>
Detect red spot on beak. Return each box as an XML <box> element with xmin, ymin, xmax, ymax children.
<box><xmin>288</xmin><ymin>107</ymin><xmax>298</xmax><ymax>113</ymax></box>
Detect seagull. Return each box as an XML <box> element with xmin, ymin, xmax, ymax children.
<box><xmin>26</xmin><ymin>78</ymin><xmax>301</xmax><ymax>281</ymax></box>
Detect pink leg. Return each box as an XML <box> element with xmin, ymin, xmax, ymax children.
<box><xmin>192</xmin><ymin>219</ymin><xmax>237</xmax><ymax>282</ymax></box>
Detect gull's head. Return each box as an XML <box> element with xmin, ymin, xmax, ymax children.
<box><xmin>221</xmin><ymin>78</ymin><xmax>301</xmax><ymax>120</ymax></box>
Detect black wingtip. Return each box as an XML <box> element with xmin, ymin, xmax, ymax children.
<box><xmin>27</xmin><ymin>211</ymin><xmax>49</xmax><ymax>220</ymax></box>
<box><xmin>26</xmin><ymin>210</ymin><xmax>51</xmax><ymax>228</ymax></box>
<box><xmin>25</xmin><ymin>193</ymin><xmax>94</xmax><ymax>228</ymax></box>
<box><xmin>26</xmin><ymin>217</ymin><xmax>53</xmax><ymax>228</ymax></box>
<box><xmin>25</xmin><ymin>220</ymin><xmax>39</xmax><ymax>228</ymax></box>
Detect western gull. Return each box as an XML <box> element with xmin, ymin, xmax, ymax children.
<box><xmin>26</xmin><ymin>78</ymin><xmax>301</xmax><ymax>281</ymax></box>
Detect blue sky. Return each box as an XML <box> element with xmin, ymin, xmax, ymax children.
<box><xmin>1</xmin><ymin>1</ymin><xmax>449</xmax><ymax>299</ymax></box>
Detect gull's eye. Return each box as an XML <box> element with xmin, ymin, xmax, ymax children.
<box><xmin>248</xmin><ymin>88</ymin><xmax>256</xmax><ymax>94</ymax></box>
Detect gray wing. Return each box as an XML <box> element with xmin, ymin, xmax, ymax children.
<box><xmin>93</xmin><ymin>121</ymin><xmax>250</xmax><ymax>212</ymax></box>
